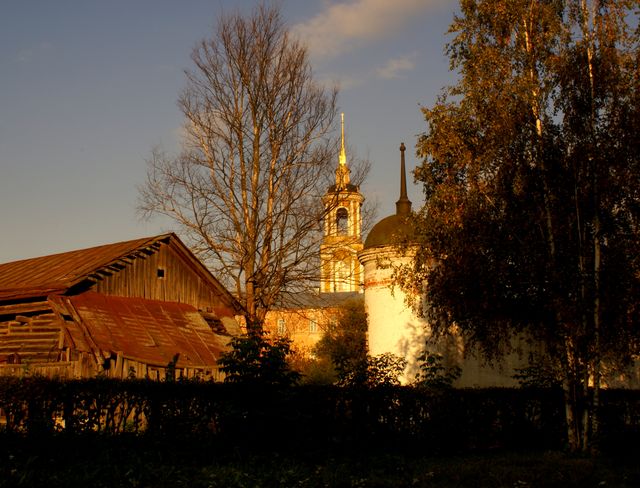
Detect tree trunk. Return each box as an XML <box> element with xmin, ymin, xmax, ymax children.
<box><xmin>562</xmin><ymin>376</ymin><xmax>580</xmax><ymax>451</ymax></box>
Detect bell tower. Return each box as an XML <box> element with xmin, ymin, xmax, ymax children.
<box><xmin>320</xmin><ymin>114</ymin><xmax>364</xmax><ymax>293</ymax></box>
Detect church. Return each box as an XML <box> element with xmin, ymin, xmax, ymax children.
<box><xmin>264</xmin><ymin>114</ymin><xmax>536</xmax><ymax>387</ymax></box>
<box><xmin>262</xmin><ymin>114</ymin><xmax>364</xmax><ymax>357</ymax></box>
<box><xmin>359</xmin><ymin>142</ymin><xmax>535</xmax><ymax>387</ymax></box>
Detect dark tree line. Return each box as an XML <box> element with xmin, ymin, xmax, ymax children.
<box><xmin>400</xmin><ymin>0</ymin><xmax>640</xmax><ymax>452</ymax></box>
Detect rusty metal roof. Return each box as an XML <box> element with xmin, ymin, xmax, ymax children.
<box><xmin>59</xmin><ymin>292</ymin><xmax>228</xmax><ymax>368</ymax></box>
<box><xmin>0</xmin><ymin>234</ymin><xmax>242</xmax><ymax>315</ymax></box>
<box><xmin>0</xmin><ymin>235</ymin><xmax>172</xmax><ymax>299</ymax></box>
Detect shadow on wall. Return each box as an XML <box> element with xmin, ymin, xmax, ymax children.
<box><xmin>395</xmin><ymin>315</ymin><xmax>536</xmax><ymax>388</ymax></box>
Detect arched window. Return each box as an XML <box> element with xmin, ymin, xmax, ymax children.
<box><xmin>277</xmin><ymin>319</ymin><xmax>287</xmax><ymax>335</ymax></box>
<box><xmin>336</xmin><ymin>207</ymin><xmax>349</xmax><ymax>235</ymax></box>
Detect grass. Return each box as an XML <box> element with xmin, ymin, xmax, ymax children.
<box><xmin>0</xmin><ymin>437</ymin><xmax>639</xmax><ymax>488</ymax></box>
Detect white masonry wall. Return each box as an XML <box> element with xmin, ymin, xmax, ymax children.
<box><xmin>359</xmin><ymin>247</ymin><xmax>428</xmax><ymax>384</ymax></box>
<box><xmin>359</xmin><ymin>245</ymin><xmax>528</xmax><ymax>387</ymax></box>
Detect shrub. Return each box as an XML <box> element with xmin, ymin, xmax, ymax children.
<box><xmin>219</xmin><ymin>330</ymin><xmax>301</xmax><ymax>387</ymax></box>
<box><xmin>414</xmin><ymin>351</ymin><xmax>461</xmax><ymax>389</ymax></box>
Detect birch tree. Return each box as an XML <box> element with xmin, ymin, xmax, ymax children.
<box><xmin>139</xmin><ymin>5</ymin><xmax>360</xmax><ymax>328</ymax></box>
<box><xmin>403</xmin><ymin>0</ymin><xmax>640</xmax><ymax>452</ymax></box>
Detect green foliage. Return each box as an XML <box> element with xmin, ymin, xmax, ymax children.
<box><xmin>407</xmin><ymin>0</ymin><xmax>640</xmax><ymax>451</ymax></box>
<box><xmin>414</xmin><ymin>351</ymin><xmax>461</xmax><ymax>389</ymax></box>
<box><xmin>219</xmin><ymin>330</ymin><xmax>301</xmax><ymax>387</ymax></box>
<box><xmin>312</xmin><ymin>300</ymin><xmax>411</xmax><ymax>387</ymax></box>
<box><xmin>4</xmin><ymin>375</ymin><xmax>640</xmax><ymax>460</ymax></box>
<box><xmin>294</xmin><ymin>354</ymin><xmax>337</xmax><ymax>385</ymax></box>
<box><xmin>513</xmin><ymin>356</ymin><xmax>562</xmax><ymax>389</ymax></box>
<box><xmin>366</xmin><ymin>353</ymin><xmax>407</xmax><ymax>387</ymax></box>
<box><xmin>313</xmin><ymin>298</ymin><xmax>368</xmax><ymax>386</ymax></box>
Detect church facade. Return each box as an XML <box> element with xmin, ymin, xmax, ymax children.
<box><xmin>320</xmin><ymin>114</ymin><xmax>364</xmax><ymax>294</ymax></box>
<box><xmin>263</xmin><ymin>114</ymin><xmax>364</xmax><ymax>354</ymax></box>
<box><xmin>265</xmin><ymin>119</ymin><xmax>557</xmax><ymax>388</ymax></box>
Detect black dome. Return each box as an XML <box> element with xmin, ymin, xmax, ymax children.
<box><xmin>364</xmin><ymin>213</ymin><xmax>414</xmax><ymax>249</ymax></box>
<box><xmin>363</xmin><ymin>141</ymin><xmax>415</xmax><ymax>249</ymax></box>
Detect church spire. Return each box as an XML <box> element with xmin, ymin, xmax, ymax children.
<box><xmin>320</xmin><ymin>113</ymin><xmax>364</xmax><ymax>294</ymax></box>
<box><xmin>339</xmin><ymin>112</ymin><xmax>347</xmax><ymax>167</ymax></box>
<box><xmin>395</xmin><ymin>142</ymin><xmax>412</xmax><ymax>215</ymax></box>
<box><xmin>335</xmin><ymin>112</ymin><xmax>351</xmax><ymax>189</ymax></box>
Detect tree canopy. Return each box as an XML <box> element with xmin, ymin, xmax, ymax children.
<box><xmin>404</xmin><ymin>0</ymin><xmax>640</xmax><ymax>451</ymax></box>
<box><xmin>314</xmin><ymin>298</ymin><xmax>368</xmax><ymax>386</ymax></box>
<box><xmin>219</xmin><ymin>330</ymin><xmax>300</xmax><ymax>388</ymax></box>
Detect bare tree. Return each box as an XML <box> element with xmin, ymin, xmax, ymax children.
<box><xmin>139</xmin><ymin>5</ymin><xmax>364</xmax><ymax>328</ymax></box>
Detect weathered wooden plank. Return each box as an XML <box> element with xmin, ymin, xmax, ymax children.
<box><xmin>0</xmin><ymin>342</ymin><xmax>59</xmax><ymax>352</ymax></box>
<box><xmin>31</xmin><ymin>314</ymin><xmax>57</xmax><ymax>322</ymax></box>
<box><xmin>0</xmin><ymin>362</ymin><xmax>73</xmax><ymax>378</ymax></box>
<box><xmin>21</xmin><ymin>352</ymin><xmax>60</xmax><ymax>361</ymax></box>
<box><xmin>29</xmin><ymin>327</ymin><xmax>61</xmax><ymax>334</ymax></box>
<box><xmin>1</xmin><ymin>336</ymin><xmax>59</xmax><ymax>346</ymax></box>
<box><xmin>8</xmin><ymin>322</ymin><xmax>28</xmax><ymax>332</ymax></box>
<box><xmin>0</xmin><ymin>301</ymin><xmax>51</xmax><ymax>316</ymax></box>
<box><xmin>3</xmin><ymin>329</ymin><xmax>58</xmax><ymax>337</ymax></box>
<box><xmin>115</xmin><ymin>352</ymin><xmax>123</xmax><ymax>377</ymax></box>
<box><xmin>29</xmin><ymin>320</ymin><xmax>59</xmax><ymax>327</ymax></box>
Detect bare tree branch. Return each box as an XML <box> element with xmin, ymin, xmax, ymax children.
<box><xmin>139</xmin><ymin>5</ymin><xmax>368</xmax><ymax>328</ymax></box>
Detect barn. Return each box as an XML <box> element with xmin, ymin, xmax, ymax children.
<box><xmin>0</xmin><ymin>233</ymin><xmax>242</xmax><ymax>380</ymax></box>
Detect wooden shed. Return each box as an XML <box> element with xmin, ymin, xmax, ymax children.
<box><xmin>0</xmin><ymin>234</ymin><xmax>242</xmax><ymax>380</ymax></box>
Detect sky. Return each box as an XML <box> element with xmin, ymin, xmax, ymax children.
<box><xmin>0</xmin><ymin>0</ymin><xmax>459</xmax><ymax>263</ymax></box>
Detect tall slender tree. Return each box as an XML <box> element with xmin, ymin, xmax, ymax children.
<box><xmin>402</xmin><ymin>0</ymin><xmax>640</xmax><ymax>451</ymax></box>
<box><xmin>139</xmin><ymin>5</ymin><xmax>365</xmax><ymax>328</ymax></box>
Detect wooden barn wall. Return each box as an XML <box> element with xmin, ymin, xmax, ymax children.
<box><xmin>93</xmin><ymin>245</ymin><xmax>233</xmax><ymax>314</ymax></box>
<box><xmin>0</xmin><ymin>303</ymin><xmax>64</xmax><ymax>367</ymax></box>
<box><xmin>0</xmin><ymin>352</ymin><xmax>224</xmax><ymax>381</ymax></box>
<box><xmin>101</xmin><ymin>352</ymin><xmax>224</xmax><ymax>381</ymax></box>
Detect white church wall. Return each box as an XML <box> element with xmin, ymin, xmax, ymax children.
<box><xmin>360</xmin><ymin>248</ymin><xmax>428</xmax><ymax>383</ymax></box>
<box><xmin>360</xmin><ymin>246</ymin><xmax>533</xmax><ymax>387</ymax></box>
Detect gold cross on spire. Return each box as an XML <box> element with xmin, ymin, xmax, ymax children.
<box><xmin>335</xmin><ymin>113</ymin><xmax>351</xmax><ymax>189</ymax></box>
<box><xmin>339</xmin><ymin>112</ymin><xmax>347</xmax><ymax>167</ymax></box>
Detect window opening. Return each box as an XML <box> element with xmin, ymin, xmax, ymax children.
<box><xmin>336</xmin><ymin>208</ymin><xmax>348</xmax><ymax>235</ymax></box>
<box><xmin>277</xmin><ymin>318</ymin><xmax>286</xmax><ymax>335</ymax></box>
<box><xmin>309</xmin><ymin>319</ymin><xmax>318</xmax><ymax>334</ymax></box>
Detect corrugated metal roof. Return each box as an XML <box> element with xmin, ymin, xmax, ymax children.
<box><xmin>0</xmin><ymin>235</ymin><xmax>172</xmax><ymax>298</ymax></box>
<box><xmin>61</xmin><ymin>292</ymin><xmax>229</xmax><ymax>368</ymax></box>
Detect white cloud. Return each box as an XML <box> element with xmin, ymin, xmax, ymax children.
<box><xmin>317</xmin><ymin>73</ymin><xmax>365</xmax><ymax>91</ymax></box>
<box><xmin>376</xmin><ymin>52</ymin><xmax>418</xmax><ymax>79</ymax></box>
<box><xmin>292</xmin><ymin>0</ymin><xmax>444</xmax><ymax>60</ymax></box>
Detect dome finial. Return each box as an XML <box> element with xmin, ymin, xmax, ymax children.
<box><xmin>395</xmin><ymin>142</ymin><xmax>412</xmax><ymax>215</ymax></box>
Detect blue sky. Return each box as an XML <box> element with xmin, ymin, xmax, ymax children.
<box><xmin>0</xmin><ymin>0</ymin><xmax>458</xmax><ymax>263</ymax></box>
